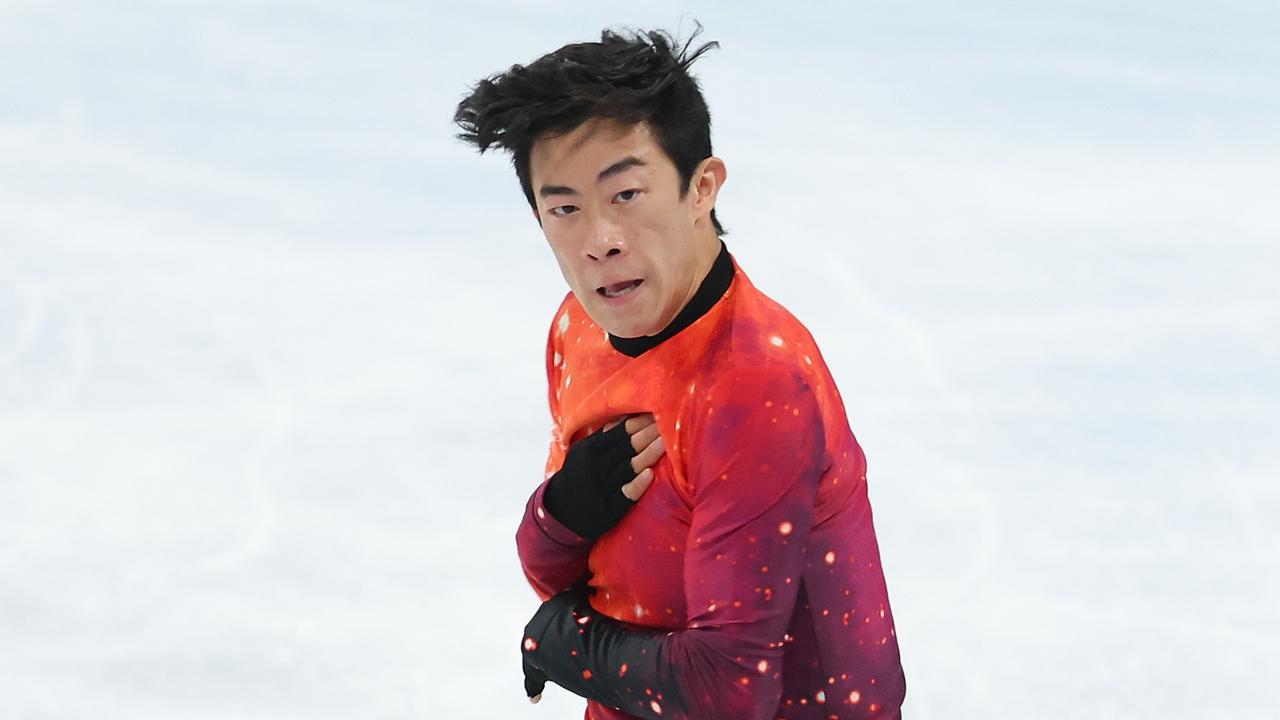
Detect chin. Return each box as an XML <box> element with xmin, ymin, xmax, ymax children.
<box><xmin>596</xmin><ymin>312</ymin><xmax>658</xmax><ymax>340</ymax></box>
<box><xmin>601</xmin><ymin>321</ymin><xmax>649</xmax><ymax>339</ymax></box>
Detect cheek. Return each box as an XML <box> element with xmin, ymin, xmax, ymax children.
<box><xmin>638</xmin><ymin>203</ymin><xmax>679</xmax><ymax>233</ymax></box>
<box><xmin>545</xmin><ymin>244</ymin><xmax>578</xmax><ymax>288</ymax></box>
<box><xmin>555</xmin><ymin>258</ymin><xmax>582</xmax><ymax>291</ymax></box>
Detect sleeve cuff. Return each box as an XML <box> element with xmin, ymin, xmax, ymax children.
<box><xmin>531</xmin><ymin>479</ymin><xmax>593</xmax><ymax>548</ymax></box>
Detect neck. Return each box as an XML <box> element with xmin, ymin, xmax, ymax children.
<box><xmin>608</xmin><ymin>237</ymin><xmax>733</xmax><ymax>358</ymax></box>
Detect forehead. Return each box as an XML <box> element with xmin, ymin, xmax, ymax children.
<box><xmin>529</xmin><ymin>118</ymin><xmax>664</xmax><ymax>185</ymax></box>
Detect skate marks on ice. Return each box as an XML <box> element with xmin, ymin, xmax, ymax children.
<box><xmin>817</xmin><ymin>248</ymin><xmax>997</xmax><ymax>589</ymax></box>
<box><xmin>202</xmin><ymin>350</ymin><xmax>290</xmax><ymax>573</ymax></box>
<box><xmin>819</xmin><ymin>248</ymin><xmax>972</xmax><ymax>414</ymax></box>
<box><xmin>0</xmin><ymin>260</ymin><xmax>94</xmax><ymax>577</ymax></box>
<box><xmin>0</xmin><ymin>261</ymin><xmax>93</xmax><ymax>415</ymax></box>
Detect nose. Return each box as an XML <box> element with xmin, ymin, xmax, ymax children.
<box><xmin>584</xmin><ymin>215</ymin><xmax>625</xmax><ymax>261</ymax></box>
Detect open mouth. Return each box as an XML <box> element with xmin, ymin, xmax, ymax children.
<box><xmin>597</xmin><ymin>279</ymin><xmax>643</xmax><ymax>299</ymax></box>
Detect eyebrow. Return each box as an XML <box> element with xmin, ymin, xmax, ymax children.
<box><xmin>538</xmin><ymin>156</ymin><xmax>648</xmax><ymax>199</ymax></box>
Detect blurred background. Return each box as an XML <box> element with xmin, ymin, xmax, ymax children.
<box><xmin>2</xmin><ymin>1</ymin><xmax>1277</xmax><ymax>717</ymax></box>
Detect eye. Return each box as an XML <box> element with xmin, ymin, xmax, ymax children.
<box><xmin>614</xmin><ymin>189</ymin><xmax>640</xmax><ymax>203</ymax></box>
<box><xmin>548</xmin><ymin>205</ymin><xmax>579</xmax><ymax>217</ymax></box>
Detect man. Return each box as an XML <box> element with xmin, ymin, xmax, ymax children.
<box><xmin>454</xmin><ymin>25</ymin><xmax>906</xmax><ymax>720</ymax></box>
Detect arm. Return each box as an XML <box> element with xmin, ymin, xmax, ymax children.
<box><xmin>516</xmin><ymin>477</ymin><xmax>593</xmax><ymax>601</ymax></box>
<box><xmin>517</xmin><ymin>414</ymin><xmax>664</xmax><ymax>600</ymax></box>
<box><xmin>516</xmin><ymin>307</ymin><xmax>592</xmax><ymax>600</ymax></box>
<box><xmin>523</xmin><ymin>364</ymin><xmax>825</xmax><ymax>719</ymax></box>
<box><xmin>517</xmin><ymin>412</ymin><xmax>665</xmax><ymax>597</ymax></box>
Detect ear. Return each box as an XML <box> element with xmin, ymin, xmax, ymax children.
<box><xmin>689</xmin><ymin>156</ymin><xmax>727</xmax><ymax>220</ymax></box>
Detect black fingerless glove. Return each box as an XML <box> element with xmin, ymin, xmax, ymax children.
<box><xmin>543</xmin><ymin>421</ymin><xmax>639</xmax><ymax>540</ymax></box>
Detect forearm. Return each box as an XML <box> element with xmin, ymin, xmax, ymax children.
<box><xmin>515</xmin><ymin>479</ymin><xmax>592</xmax><ymax>600</ymax></box>
<box><xmin>524</xmin><ymin>588</ymin><xmax>780</xmax><ymax>720</ymax></box>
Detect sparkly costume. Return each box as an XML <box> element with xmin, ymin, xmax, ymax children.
<box><xmin>517</xmin><ymin>243</ymin><xmax>906</xmax><ymax>719</ymax></box>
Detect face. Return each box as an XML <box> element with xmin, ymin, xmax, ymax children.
<box><xmin>528</xmin><ymin>118</ymin><xmax>725</xmax><ymax>339</ymax></box>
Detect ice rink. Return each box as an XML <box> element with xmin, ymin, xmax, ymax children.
<box><xmin>2</xmin><ymin>2</ymin><xmax>1278</xmax><ymax>717</ymax></box>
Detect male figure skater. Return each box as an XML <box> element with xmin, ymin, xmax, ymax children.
<box><xmin>454</xmin><ymin>25</ymin><xmax>906</xmax><ymax>720</ymax></box>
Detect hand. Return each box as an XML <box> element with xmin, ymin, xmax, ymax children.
<box><xmin>522</xmin><ymin>574</ymin><xmax>595</xmax><ymax>704</ymax></box>
<box><xmin>543</xmin><ymin>413</ymin><xmax>666</xmax><ymax>540</ymax></box>
<box><xmin>524</xmin><ymin>653</ymin><xmax>547</xmax><ymax>703</ymax></box>
<box><xmin>602</xmin><ymin>414</ymin><xmax>665</xmax><ymax>502</ymax></box>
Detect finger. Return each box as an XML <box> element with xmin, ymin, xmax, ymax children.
<box><xmin>622</xmin><ymin>413</ymin><xmax>656</xmax><ymax>435</ymax></box>
<box><xmin>599</xmin><ymin>427</ymin><xmax>638</xmax><ymax>470</ymax></box>
<box><xmin>628</xmin><ymin>422</ymin><xmax>660</xmax><ymax>453</ymax></box>
<box><xmin>602</xmin><ymin>416</ymin><xmax>626</xmax><ymax>433</ymax></box>
<box><xmin>629</xmin><ymin>434</ymin><xmax>666</xmax><ymax>473</ymax></box>
<box><xmin>530</xmin><ymin>694</ymin><xmax>541</xmax><ymax>704</ymax></box>
<box><xmin>620</xmin><ymin>467</ymin><xmax>655</xmax><ymax>501</ymax></box>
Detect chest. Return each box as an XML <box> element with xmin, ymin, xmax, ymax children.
<box><xmin>546</xmin><ymin>315</ymin><xmax>722</xmax><ymax>627</ymax></box>
<box><xmin>548</xmin><ymin>364</ymin><xmax>702</xmax><ymax>629</ymax></box>
<box><xmin>586</xmin><ymin>450</ymin><xmax>693</xmax><ymax>629</ymax></box>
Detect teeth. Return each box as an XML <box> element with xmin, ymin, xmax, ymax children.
<box><xmin>603</xmin><ymin>280</ymin><xmax>640</xmax><ymax>298</ymax></box>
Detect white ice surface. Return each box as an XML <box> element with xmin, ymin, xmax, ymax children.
<box><xmin>2</xmin><ymin>2</ymin><xmax>1278</xmax><ymax>718</ymax></box>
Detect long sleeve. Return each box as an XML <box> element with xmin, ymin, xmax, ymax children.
<box><xmin>515</xmin><ymin>303</ymin><xmax>591</xmax><ymax>600</ymax></box>
<box><xmin>516</xmin><ymin>478</ymin><xmax>592</xmax><ymax>600</ymax></box>
<box><xmin>523</xmin><ymin>363</ymin><xmax>826</xmax><ymax>719</ymax></box>
<box><xmin>801</xmin><ymin>494</ymin><xmax>906</xmax><ymax>718</ymax></box>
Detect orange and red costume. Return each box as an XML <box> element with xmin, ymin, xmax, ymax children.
<box><xmin>517</xmin><ymin>244</ymin><xmax>906</xmax><ymax>719</ymax></box>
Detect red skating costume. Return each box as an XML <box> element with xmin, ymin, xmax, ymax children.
<box><xmin>517</xmin><ymin>242</ymin><xmax>906</xmax><ymax>719</ymax></box>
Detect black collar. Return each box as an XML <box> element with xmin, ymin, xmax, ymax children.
<box><xmin>609</xmin><ymin>240</ymin><xmax>734</xmax><ymax>358</ymax></box>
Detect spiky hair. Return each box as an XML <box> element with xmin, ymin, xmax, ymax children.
<box><xmin>454</xmin><ymin>24</ymin><xmax>724</xmax><ymax>235</ymax></box>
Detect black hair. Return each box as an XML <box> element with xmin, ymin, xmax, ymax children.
<box><xmin>453</xmin><ymin>24</ymin><xmax>725</xmax><ymax>236</ymax></box>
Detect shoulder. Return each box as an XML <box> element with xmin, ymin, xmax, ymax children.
<box><xmin>678</xmin><ymin>360</ymin><xmax>827</xmax><ymax>502</ymax></box>
<box><xmin>683</xmin><ymin>360</ymin><xmax>821</xmax><ymax>446</ymax></box>
<box><xmin>706</xmin><ymin>274</ymin><xmax>824</xmax><ymax>389</ymax></box>
<box><xmin>546</xmin><ymin>290</ymin><xmax>579</xmax><ymax>339</ymax></box>
<box><xmin>677</xmin><ymin>279</ymin><xmax>828</xmax><ymax>441</ymax></box>
<box><xmin>717</xmin><ymin>270</ymin><xmax>823</xmax><ymax>373</ymax></box>
<box><xmin>545</xmin><ymin>290</ymin><xmax>589</xmax><ymax>363</ymax></box>
<box><xmin>700</xmin><ymin>360</ymin><xmax>817</xmax><ymax>406</ymax></box>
